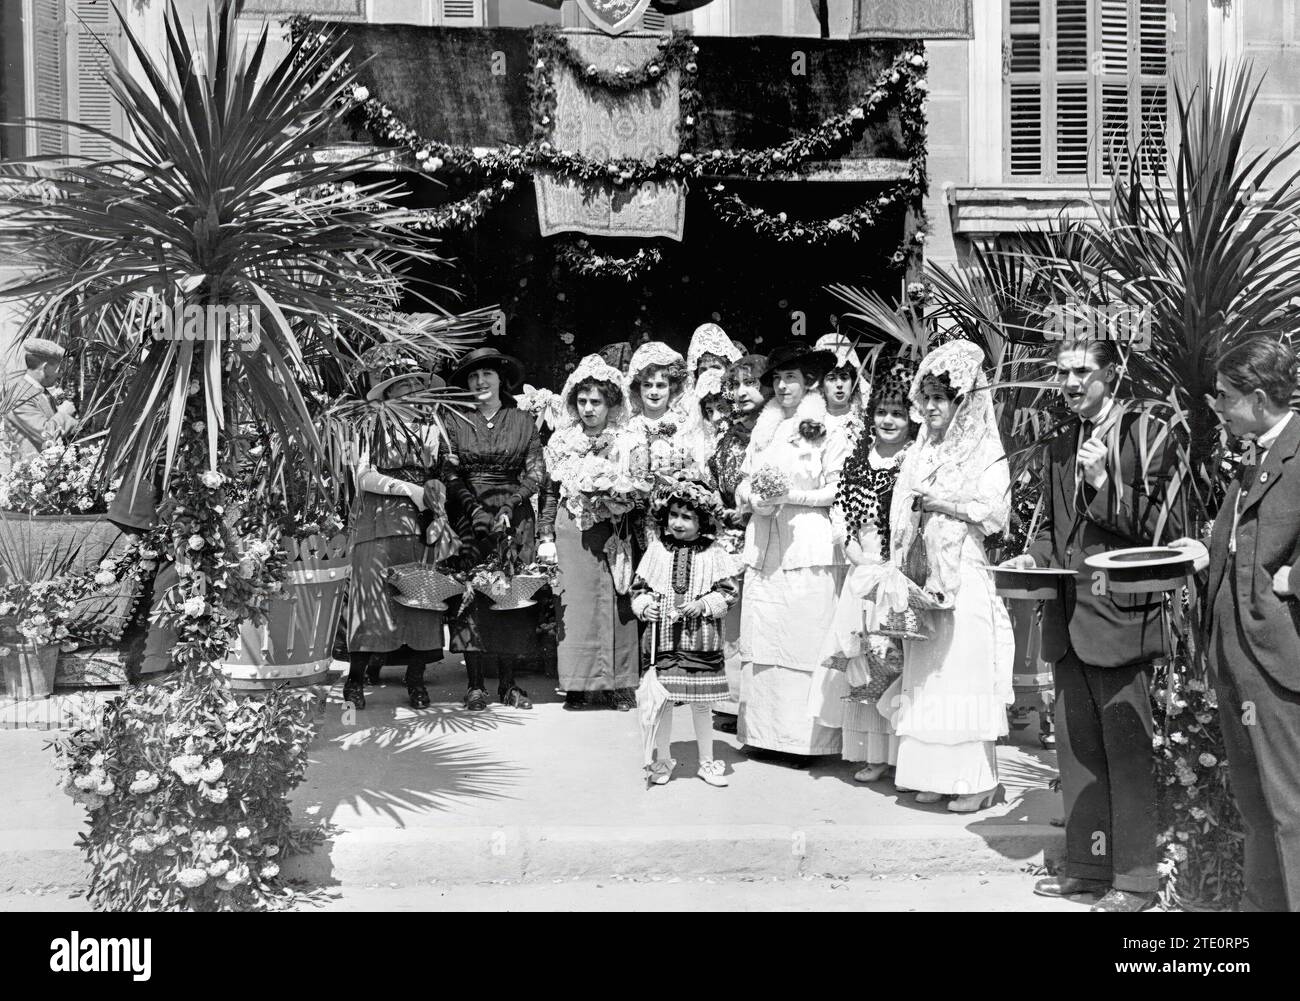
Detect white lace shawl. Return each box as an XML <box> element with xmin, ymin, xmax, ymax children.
<box><xmin>890</xmin><ymin>345</ymin><xmax>1009</xmax><ymax>597</ymax></box>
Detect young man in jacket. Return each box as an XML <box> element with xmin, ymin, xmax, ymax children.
<box><xmin>1003</xmin><ymin>337</ymin><xmax>1186</xmax><ymax>912</ymax></box>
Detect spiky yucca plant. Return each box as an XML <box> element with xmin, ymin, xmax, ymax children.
<box><xmin>0</xmin><ymin>0</ymin><xmax>480</xmax><ymax>505</ymax></box>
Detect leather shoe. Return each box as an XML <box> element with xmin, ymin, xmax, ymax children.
<box><xmin>464</xmin><ymin>687</ymin><xmax>489</xmax><ymax>711</ymax></box>
<box><xmin>501</xmin><ymin>686</ymin><xmax>533</xmax><ymax>710</ymax></box>
<box><xmin>1033</xmin><ymin>875</ymin><xmax>1108</xmax><ymax>898</ymax></box>
<box><xmin>1091</xmin><ymin>889</ymin><xmax>1155</xmax><ymax>913</ymax></box>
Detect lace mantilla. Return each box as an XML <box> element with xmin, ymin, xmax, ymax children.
<box><xmin>687</xmin><ymin>323</ymin><xmax>742</xmax><ymax>375</ymax></box>
<box><xmin>910</xmin><ymin>339</ymin><xmax>985</xmax><ymax>400</ymax></box>
<box><xmin>556</xmin><ymin>354</ymin><xmax>628</xmax><ymax>429</ymax></box>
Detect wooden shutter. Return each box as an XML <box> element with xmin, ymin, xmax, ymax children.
<box><xmin>641</xmin><ymin>8</ymin><xmax>669</xmax><ymax>31</ymax></box>
<box><xmin>437</xmin><ymin>0</ymin><xmax>484</xmax><ymax>26</ymax></box>
<box><xmin>1007</xmin><ymin>0</ymin><xmax>1169</xmax><ymax>182</ymax></box>
<box><xmin>32</xmin><ymin>0</ymin><xmax>67</xmax><ymax>157</ymax></box>
<box><xmin>66</xmin><ymin>0</ymin><xmax>124</xmax><ymax>162</ymax></box>
<box><xmin>1096</xmin><ymin>0</ymin><xmax>1168</xmax><ymax>176</ymax></box>
<box><xmin>1006</xmin><ymin>0</ymin><xmax>1043</xmax><ymax>177</ymax></box>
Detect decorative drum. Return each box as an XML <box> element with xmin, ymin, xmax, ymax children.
<box><xmin>219</xmin><ymin>533</ymin><xmax>351</xmax><ymax>692</ymax></box>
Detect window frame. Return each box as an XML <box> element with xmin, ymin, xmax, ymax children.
<box><xmin>1002</xmin><ymin>0</ymin><xmax>1174</xmax><ymax>184</ymax></box>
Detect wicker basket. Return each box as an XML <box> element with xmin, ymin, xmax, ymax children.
<box><xmin>386</xmin><ymin>563</ymin><xmax>465</xmax><ymax>611</ymax></box>
<box><xmin>486</xmin><ymin>573</ymin><xmax>550</xmax><ymax>611</ymax></box>
<box><xmin>872</xmin><ymin>606</ymin><xmax>934</xmax><ymax>641</ymax></box>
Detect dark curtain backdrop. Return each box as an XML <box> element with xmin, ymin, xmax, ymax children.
<box><xmin>322</xmin><ymin>24</ymin><xmax>913</xmax><ymax>390</ymax></box>
<box><xmin>325</xmin><ymin>25</ymin><xmax>909</xmax><ymax>157</ymax></box>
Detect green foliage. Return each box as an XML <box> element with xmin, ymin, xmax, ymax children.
<box><xmin>50</xmin><ymin>675</ymin><xmax>321</xmax><ymax>912</ymax></box>
<box><xmin>0</xmin><ymin>0</ymin><xmax>479</xmax><ymax>510</ymax></box>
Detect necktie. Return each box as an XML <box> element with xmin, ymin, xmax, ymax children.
<box><xmin>1230</xmin><ymin>457</ymin><xmax>1259</xmax><ymax>555</ymax></box>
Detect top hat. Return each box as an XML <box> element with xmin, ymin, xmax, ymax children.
<box><xmin>760</xmin><ymin>342</ymin><xmax>837</xmax><ymax>387</ymax></box>
<box><xmin>448</xmin><ymin>347</ymin><xmax>524</xmax><ymax>391</ymax></box>
<box><xmin>364</xmin><ymin>370</ymin><xmax>445</xmax><ymax>402</ymax></box>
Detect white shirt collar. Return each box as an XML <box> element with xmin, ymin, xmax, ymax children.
<box><xmin>1256</xmin><ymin>410</ymin><xmax>1293</xmax><ymax>452</ymax></box>
<box><xmin>1082</xmin><ymin>397</ymin><xmax>1116</xmax><ymax>427</ymax></box>
<box><xmin>23</xmin><ymin>373</ymin><xmax>44</xmax><ymax>392</ymax></box>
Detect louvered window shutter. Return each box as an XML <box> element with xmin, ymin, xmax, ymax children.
<box><xmin>66</xmin><ymin>0</ymin><xmax>124</xmax><ymax>162</ymax></box>
<box><xmin>436</xmin><ymin>0</ymin><xmax>484</xmax><ymax>26</ymax></box>
<box><xmin>1007</xmin><ymin>0</ymin><xmax>1168</xmax><ymax>182</ymax></box>
<box><xmin>642</xmin><ymin>9</ymin><xmax>669</xmax><ymax>31</ymax></box>
<box><xmin>32</xmin><ymin>0</ymin><xmax>67</xmax><ymax>157</ymax></box>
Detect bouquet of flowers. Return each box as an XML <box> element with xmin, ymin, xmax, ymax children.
<box><xmin>0</xmin><ymin>440</ymin><xmax>116</xmax><ymax>515</ymax></box>
<box><xmin>750</xmin><ymin>464</ymin><xmax>789</xmax><ymax>502</ymax></box>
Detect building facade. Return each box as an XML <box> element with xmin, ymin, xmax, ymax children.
<box><xmin>1</xmin><ymin>0</ymin><xmax>1292</xmax><ymax>326</ymax></box>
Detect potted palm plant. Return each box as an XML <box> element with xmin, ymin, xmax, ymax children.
<box><xmin>0</xmin><ymin>0</ymin><xmax>485</xmax><ymax>682</ymax></box>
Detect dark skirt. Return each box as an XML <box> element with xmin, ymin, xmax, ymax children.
<box><xmin>552</xmin><ymin>506</ymin><xmax>639</xmax><ymax>692</ymax></box>
<box><xmin>655</xmin><ymin>648</ymin><xmax>728</xmax><ymax>704</ymax></box>
<box><xmin>348</xmin><ymin>534</ymin><xmax>444</xmax><ymax>653</ymax></box>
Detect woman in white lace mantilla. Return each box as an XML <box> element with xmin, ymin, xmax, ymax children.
<box><xmin>884</xmin><ymin>340</ymin><xmax>1015</xmax><ymax>812</ymax></box>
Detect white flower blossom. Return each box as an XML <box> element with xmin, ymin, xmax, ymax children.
<box><xmin>177</xmin><ymin>867</ymin><xmax>208</xmax><ymax>888</ymax></box>
<box><xmin>200</xmin><ymin>471</ymin><xmax>225</xmax><ymax>489</ymax></box>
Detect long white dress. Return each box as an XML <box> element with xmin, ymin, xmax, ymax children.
<box><xmin>884</xmin><ymin>432</ymin><xmax>1015</xmax><ymax>795</ymax></box>
<box><xmin>738</xmin><ymin>393</ymin><xmax>848</xmax><ymax>756</ymax></box>
<box><xmin>815</xmin><ymin>446</ymin><xmax>908</xmax><ymax>764</ymax></box>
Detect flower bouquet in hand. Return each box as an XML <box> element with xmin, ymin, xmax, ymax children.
<box><xmin>749</xmin><ymin>465</ymin><xmax>789</xmax><ymax>503</ymax></box>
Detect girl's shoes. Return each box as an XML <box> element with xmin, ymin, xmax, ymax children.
<box><xmin>853</xmin><ymin>763</ymin><xmax>889</xmax><ymax>783</ymax></box>
<box><xmin>697</xmin><ymin>760</ymin><xmax>729</xmax><ymax>787</ymax></box>
<box><xmin>947</xmin><ymin>784</ymin><xmax>1006</xmax><ymax>813</ymax></box>
<box><xmin>464</xmin><ymin>687</ymin><xmax>489</xmax><ymax>712</ymax></box>
<box><xmin>648</xmin><ymin>758</ymin><xmax>677</xmax><ymax>785</ymax></box>
<box><xmin>611</xmin><ymin>689</ymin><xmax>637</xmax><ymax>712</ymax></box>
<box><xmin>342</xmin><ymin>681</ymin><xmax>365</xmax><ymax>710</ymax></box>
<box><xmin>407</xmin><ymin>684</ymin><xmax>430</xmax><ymax>710</ymax></box>
<box><xmin>914</xmin><ymin>791</ymin><xmax>944</xmax><ymax>804</ymax></box>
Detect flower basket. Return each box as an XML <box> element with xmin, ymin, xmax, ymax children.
<box><xmin>486</xmin><ymin>572</ymin><xmax>549</xmax><ymax>611</ymax></box>
<box><xmin>1</xmin><ymin>642</ymin><xmax>59</xmax><ymax>700</ymax></box>
<box><xmin>844</xmin><ymin>638</ymin><xmax>903</xmax><ymax>704</ymax></box>
<box><xmin>385</xmin><ymin>562</ymin><xmax>465</xmax><ymax>611</ymax></box>
<box><xmin>873</xmin><ymin>606</ymin><xmax>934</xmax><ymax>641</ymax></box>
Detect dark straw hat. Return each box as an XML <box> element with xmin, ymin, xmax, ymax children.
<box><xmin>448</xmin><ymin>347</ymin><xmax>524</xmax><ymax>390</ymax></box>
<box><xmin>760</xmin><ymin>342</ymin><xmax>837</xmax><ymax>387</ymax></box>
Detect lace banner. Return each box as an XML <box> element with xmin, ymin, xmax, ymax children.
<box><xmin>851</xmin><ymin>0</ymin><xmax>973</xmax><ymax>39</ymax></box>
<box><xmin>534</xmin><ymin>31</ymin><xmax>686</xmax><ymax>240</ymax></box>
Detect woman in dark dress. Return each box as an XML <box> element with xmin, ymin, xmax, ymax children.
<box><xmin>441</xmin><ymin>348</ymin><xmax>545</xmax><ymax>712</ymax></box>
<box><xmin>343</xmin><ymin>370</ymin><xmax>446</xmax><ymax>710</ymax></box>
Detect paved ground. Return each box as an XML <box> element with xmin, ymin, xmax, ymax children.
<box><xmin>2</xmin><ymin>872</ymin><xmax>1109</xmax><ymax>912</ymax></box>
<box><xmin>0</xmin><ymin>657</ymin><xmax>1066</xmax><ymax>909</ymax></box>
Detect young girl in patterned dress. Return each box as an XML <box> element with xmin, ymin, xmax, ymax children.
<box><xmin>632</xmin><ymin>476</ymin><xmax>741</xmax><ymax>787</ymax></box>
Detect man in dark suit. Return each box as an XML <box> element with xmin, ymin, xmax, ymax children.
<box><xmin>1182</xmin><ymin>337</ymin><xmax>1300</xmax><ymax>911</ymax></box>
<box><xmin>1002</xmin><ymin>337</ymin><xmax>1186</xmax><ymax>912</ymax></box>
<box><xmin>2</xmin><ymin>337</ymin><xmax>77</xmax><ymax>468</ymax></box>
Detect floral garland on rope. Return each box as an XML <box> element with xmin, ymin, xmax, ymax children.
<box><xmin>528</xmin><ymin>25</ymin><xmax>702</xmax><ymax>148</ymax></box>
<box><xmin>555</xmin><ymin>237</ymin><xmax>666</xmax><ymax>281</ymax></box>
<box><xmin>285</xmin><ymin>17</ymin><xmax>929</xmax><ymax>195</ymax></box>
<box><xmin>409</xmin><ymin>179</ymin><xmax>519</xmax><ymax>232</ymax></box>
